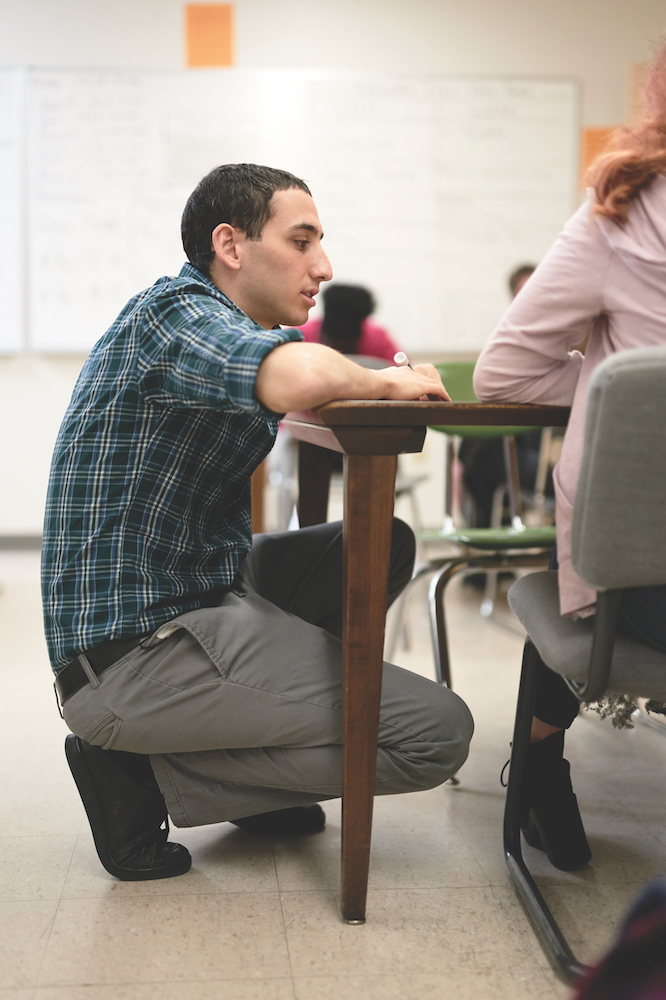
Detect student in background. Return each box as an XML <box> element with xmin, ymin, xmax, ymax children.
<box><xmin>508</xmin><ymin>263</ymin><xmax>536</xmax><ymax>298</ymax></box>
<box><xmin>268</xmin><ymin>282</ymin><xmax>407</xmax><ymax>529</ymax></box>
<box><xmin>299</xmin><ymin>283</ymin><xmax>403</xmax><ymax>363</ymax></box>
<box><xmin>458</xmin><ymin>263</ymin><xmax>546</xmax><ymax>531</ymax></box>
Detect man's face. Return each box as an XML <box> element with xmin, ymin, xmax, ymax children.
<box><xmin>234</xmin><ymin>188</ymin><xmax>333</xmax><ymax>329</ymax></box>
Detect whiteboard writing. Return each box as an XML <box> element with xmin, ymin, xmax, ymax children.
<box><xmin>25</xmin><ymin>69</ymin><xmax>577</xmax><ymax>353</ymax></box>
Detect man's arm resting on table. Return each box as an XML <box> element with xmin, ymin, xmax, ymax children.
<box><xmin>255</xmin><ymin>342</ymin><xmax>449</xmax><ymax>413</ymax></box>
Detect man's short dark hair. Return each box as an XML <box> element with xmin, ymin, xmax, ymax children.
<box><xmin>181</xmin><ymin>163</ymin><xmax>312</xmax><ymax>276</ymax></box>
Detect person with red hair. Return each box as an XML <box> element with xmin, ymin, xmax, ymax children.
<box><xmin>474</xmin><ymin>42</ymin><xmax>666</xmax><ymax>872</ymax></box>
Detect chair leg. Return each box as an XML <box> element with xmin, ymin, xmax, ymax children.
<box><xmin>503</xmin><ymin>639</ymin><xmax>587</xmax><ymax>984</ymax></box>
<box><xmin>385</xmin><ymin>562</ymin><xmax>434</xmax><ymax>660</ymax></box>
<box><xmin>428</xmin><ymin>558</ymin><xmax>468</xmax><ymax>687</ymax></box>
<box><xmin>480</xmin><ymin>569</ymin><xmax>498</xmax><ymax>618</ymax></box>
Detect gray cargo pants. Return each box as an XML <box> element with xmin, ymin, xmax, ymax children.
<box><xmin>62</xmin><ymin>520</ymin><xmax>474</xmax><ymax>827</ymax></box>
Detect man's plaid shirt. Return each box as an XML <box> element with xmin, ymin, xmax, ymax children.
<box><xmin>42</xmin><ymin>263</ymin><xmax>302</xmax><ymax>675</ymax></box>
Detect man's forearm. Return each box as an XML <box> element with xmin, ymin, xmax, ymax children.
<box><xmin>255</xmin><ymin>342</ymin><xmax>450</xmax><ymax>412</ymax></box>
<box><xmin>255</xmin><ymin>342</ymin><xmax>386</xmax><ymax>412</ymax></box>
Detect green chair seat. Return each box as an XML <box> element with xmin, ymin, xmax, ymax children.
<box><xmin>431</xmin><ymin>361</ymin><xmax>539</xmax><ymax>438</ymax></box>
<box><xmin>419</xmin><ymin>525</ymin><xmax>557</xmax><ymax>550</ymax></box>
<box><xmin>429</xmin><ymin>423</ymin><xmax>539</xmax><ymax>438</ymax></box>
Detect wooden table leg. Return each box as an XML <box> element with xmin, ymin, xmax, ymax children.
<box><xmin>341</xmin><ymin>452</ymin><xmax>398</xmax><ymax>923</ymax></box>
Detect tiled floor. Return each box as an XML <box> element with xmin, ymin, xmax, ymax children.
<box><xmin>2</xmin><ymin>550</ymin><xmax>666</xmax><ymax>999</ymax></box>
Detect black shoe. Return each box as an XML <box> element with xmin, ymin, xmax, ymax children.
<box><xmin>65</xmin><ymin>734</ymin><xmax>191</xmax><ymax>881</ymax></box>
<box><xmin>518</xmin><ymin>731</ymin><xmax>591</xmax><ymax>871</ymax></box>
<box><xmin>231</xmin><ymin>804</ymin><xmax>326</xmax><ymax>836</ymax></box>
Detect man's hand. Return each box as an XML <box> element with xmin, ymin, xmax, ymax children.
<box><xmin>377</xmin><ymin>363</ymin><xmax>450</xmax><ymax>402</ymax></box>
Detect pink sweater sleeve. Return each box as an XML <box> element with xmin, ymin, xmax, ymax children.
<box><xmin>473</xmin><ymin>201</ymin><xmax>612</xmax><ymax>406</ymax></box>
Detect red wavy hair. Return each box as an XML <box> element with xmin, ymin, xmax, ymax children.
<box><xmin>590</xmin><ymin>42</ymin><xmax>666</xmax><ymax>225</ymax></box>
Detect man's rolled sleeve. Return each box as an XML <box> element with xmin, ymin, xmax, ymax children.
<box><xmin>139</xmin><ymin>283</ymin><xmax>304</xmax><ymax>413</ymax></box>
<box><xmin>225</xmin><ymin>326</ymin><xmax>303</xmax><ymax>413</ymax></box>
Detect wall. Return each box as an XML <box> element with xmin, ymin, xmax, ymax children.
<box><xmin>1</xmin><ymin>0</ymin><xmax>665</xmax><ymax>534</ymax></box>
<box><xmin>1</xmin><ymin>0</ymin><xmax>664</xmax><ymax>124</ymax></box>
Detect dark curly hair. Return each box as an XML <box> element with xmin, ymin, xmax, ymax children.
<box><xmin>320</xmin><ymin>284</ymin><xmax>376</xmax><ymax>345</ymax></box>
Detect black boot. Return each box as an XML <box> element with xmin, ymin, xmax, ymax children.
<box><xmin>65</xmin><ymin>734</ymin><xmax>191</xmax><ymax>880</ymax></box>
<box><xmin>520</xmin><ymin>730</ymin><xmax>591</xmax><ymax>871</ymax></box>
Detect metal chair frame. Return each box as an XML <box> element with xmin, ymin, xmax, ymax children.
<box><xmin>503</xmin><ymin>346</ymin><xmax>666</xmax><ymax>984</ymax></box>
<box><xmin>503</xmin><ymin>589</ymin><xmax>622</xmax><ymax>984</ymax></box>
<box><xmin>387</xmin><ymin>361</ymin><xmax>557</xmax><ymax>680</ymax></box>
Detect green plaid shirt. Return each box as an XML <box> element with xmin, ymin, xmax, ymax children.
<box><xmin>42</xmin><ymin>263</ymin><xmax>302</xmax><ymax>675</ymax></box>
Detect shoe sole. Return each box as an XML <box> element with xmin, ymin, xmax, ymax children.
<box><xmin>65</xmin><ymin>735</ymin><xmax>191</xmax><ymax>881</ymax></box>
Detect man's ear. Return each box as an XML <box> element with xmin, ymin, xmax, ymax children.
<box><xmin>211</xmin><ymin>223</ymin><xmax>242</xmax><ymax>272</ymax></box>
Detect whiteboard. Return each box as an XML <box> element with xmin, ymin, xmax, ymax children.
<box><xmin>0</xmin><ymin>68</ymin><xmax>24</xmax><ymax>353</ymax></box>
<box><xmin>26</xmin><ymin>69</ymin><xmax>578</xmax><ymax>354</ymax></box>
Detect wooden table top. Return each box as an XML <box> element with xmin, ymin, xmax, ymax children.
<box><xmin>287</xmin><ymin>399</ymin><xmax>570</xmax><ymax>429</ymax></box>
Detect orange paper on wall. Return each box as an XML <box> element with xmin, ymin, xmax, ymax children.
<box><xmin>186</xmin><ymin>4</ymin><xmax>234</xmax><ymax>68</ymax></box>
<box><xmin>580</xmin><ymin>127</ymin><xmax>617</xmax><ymax>187</ymax></box>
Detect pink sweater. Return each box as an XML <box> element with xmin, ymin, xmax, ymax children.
<box><xmin>298</xmin><ymin>318</ymin><xmax>402</xmax><ymax>364</ymax></box>
<box><xmin>474</xmin><ymin>176</ymin><xmax>666</xmax><ymax>617</ymax></box>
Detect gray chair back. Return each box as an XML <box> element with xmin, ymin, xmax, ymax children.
<box><xmin>343</xmin><ymin>354</ymin><xmax>390</xmax><ymax>370</ymax></box>
<box><xmin>572</xmin><ymin>346</ymin><xmax>666</xmax><ymax>591</ymax></box>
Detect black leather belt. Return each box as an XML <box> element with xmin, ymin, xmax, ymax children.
<box><xmin>54</xmin><ymin>632</ymin><xmax>152</xmax><ymax>705</ymax></box>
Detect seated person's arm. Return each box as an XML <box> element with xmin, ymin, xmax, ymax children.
<box><xmin>474</xmin><ymin>201</ymin><xmax>610</xmax><ymax>407</ymax></box>
<box><xmin>255</xmin><ymin>341</ymin><xmax>449</xmax><ymax>413</ymax></box>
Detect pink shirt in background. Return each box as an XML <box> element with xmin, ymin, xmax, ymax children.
<box><xmin>298</xmin><ymin>318</ymin><xmax>403</xmax><ymax>364</ymax></box>
<box><xmin>474</xmin><ymin>176</ymin><xmax>666</xmax><ymax>618</ymax></box>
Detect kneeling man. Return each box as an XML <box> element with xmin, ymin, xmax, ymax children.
<box><xmin>42</xmin><ymin>163</ymin><xmax>473</xmax><ymax>879</ymax></box>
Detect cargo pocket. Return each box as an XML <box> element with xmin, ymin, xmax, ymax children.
<box><xmin>83</xmin><ymin>711</ymin><xmax>123</xmax><ymax>750</ymax></box>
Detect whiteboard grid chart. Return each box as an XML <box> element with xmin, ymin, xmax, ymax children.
<box><xmin>6</xmin><ymin>68</ymin><xmax>578</xmax><ymax>354</ymax></box>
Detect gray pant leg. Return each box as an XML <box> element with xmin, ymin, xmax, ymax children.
<box><xmin>63</xmin><ymin>523</ymin><xmax>473</xmax><ymax>826</ymax></box>
<box><xmin>151</xmin><ymin>633</ymin><xmax>473</xmax><ymax>826</ymax></box>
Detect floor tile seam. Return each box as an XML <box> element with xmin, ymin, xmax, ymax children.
<box><xmin>287</xmin><ymin>969</ymin><xmax>563</xmax><ymax>980</ymax></box>
<box><xmin>488</xmin><ymin>888</ymin><xmax>611</xmax><ymax>989</ymax></box>
<box><xmin>276</xmin><ymin>885</ymin><xmax>297</xmax><ymax>998</ymax></box>
<box><xmin>1</xmin><ymin>893</ymin><xmax>78</xmax><ymax>904</ymax></box>
<box><xmin>0</xmin><ymin>834</ymin><xmax>82</xmax><ymax>841</ymax></box>
<box><xmin>581</xmin><ymin>775</ymin><xmax>664</xmax><ymax>823</ymax></box>
<box><xmin>30</xmin><ymin>829</ymin><xmax>80</xmax><ymax>991</ymax></box>
<box><xmin>14</xmin><ymin>989</ymin><xmax>36</xmax><ymax>1000</ymax></box>
<box><xmin>487</xmin><ymin>884</ymin><xmax>561</xmax><ymax>976</ymax></box>
<box><xmin>537</xmin><ymin>877</ymin><xmax>657</xmax><ymax>890</ymax></box>
<box><xmin>0</xmin><ymin>829</ymin><xmax>82</xmax><ymax>904</ymax></box>
<box><xmin>56</xmin><ymin>886</ymin><xmax>284</xmax><ymax>902</ymax></box>
<box><xmin>272</xmin><ymin>834</ymin><xmax>297</xmax><ymax>997</ymax></box>
<box><xmin>274</xmin><ymin>877</ymin><xmax>493</xmax><ymax>892</ymax></box>
<box><xmin>276</xmin><ymin>883</ymin><xmax>508</xmax><ymax>895</ymax></box>
<box><xmin>31</xmin><ymin>974</ymin><xmax>298</xmax><ymax>988</ymax></box>
<box><xmin>452</xmin><ymin>822</ymin><xmax>503</xmax><ymax>885</ymax></box>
